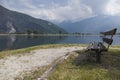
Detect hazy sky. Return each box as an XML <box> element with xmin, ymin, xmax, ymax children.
<box><xmin>0</xmin><ymin>0</ymin><xmax>120</xmax><ymax>23</ymax></box>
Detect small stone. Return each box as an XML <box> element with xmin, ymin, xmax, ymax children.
<box><xmin>38</xmin><ymin>78</ymin><xmax>47</xmax><ymax>80</ymax></box>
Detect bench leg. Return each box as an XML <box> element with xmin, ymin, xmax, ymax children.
<box><xmin>96</xmin><ymin>51</ymin><xmax>101</xmax><ymax>63</ymax></box>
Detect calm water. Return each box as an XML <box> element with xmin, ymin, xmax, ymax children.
<box><xmin>0</xmin><ymin>35</ymin><xmax>120</xmax><ymax>51</ymax></box>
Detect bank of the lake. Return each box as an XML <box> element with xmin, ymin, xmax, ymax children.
<box><xmin>47</xmin><ymin>48</ymin><xmax>120</xmax><ymax>80</ymax></box>
<box><xmin>0</xmin><ymin>44</ymin><xmax>86</xmax><ymax>80</ymax></box>
<box><xmin>0</xmin><ymin>44</ymin><xmax>119</xmax><ymax>80</ymax></box>
<box><xmin>0</xmin><ymin>34</ymin><xmax>120</xmax><ymax>51</ymax></box>
<box><xmin>0</xmin><ymin>44</ymin><xmax>86</xmax><ymax>59</ymax></box>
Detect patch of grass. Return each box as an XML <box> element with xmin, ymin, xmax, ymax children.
<box><xmin>111</xmin><ymin>45</ymin><xmax>120</xmax><ymax>48</ymax></box>
<box><xmin>1</xmin><ymin>44</ymin><xmax>119</xmax><ymax>80</ymax></box>
<box><xmin>47</xmin><ymin>49</ymin><xmax>120</xmax><ymax>80</ymax></box>
<box><xmin>15</xmin><ymin>66</ymin><xmax>49</xmax><ymax>80</ymax></box>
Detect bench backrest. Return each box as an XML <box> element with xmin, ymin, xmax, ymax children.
<box><xmin>100</xmin><ymin>28</ymin><xmax>117</xmax><ymax>49</ymax></box>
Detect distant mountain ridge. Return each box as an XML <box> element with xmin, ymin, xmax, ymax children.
<box><xmin>0</xmin><ymin>5</ymin><xmax>67</xmax><ymax>34</ymax></box>
<box><xmin>59</xmin><ymin>15</ymin><xmax>120</xmax><ymax>33</ymax></box>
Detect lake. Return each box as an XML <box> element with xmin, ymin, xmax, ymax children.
<box><xmin>0</xmin><ymin>35</ymin><xmax>120</xmax><ymax>51</ymax></box>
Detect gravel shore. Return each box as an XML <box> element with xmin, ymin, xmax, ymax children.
<box><xmin>0</xmin><ymin>46</ymin><xmax>84</xmax><ymax>80</ymax></box>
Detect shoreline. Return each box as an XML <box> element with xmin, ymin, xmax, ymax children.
<box><xmin>0</xmin><ymin>46</ymin><xmax>85</xmax><ymax>80</ymax></box>
<box><xmin>0</xmin><ymin>44</ymin><xmax>119</xmax><ymax>57</ymax></box>
<box><xmin>0</xmin><ymin>44</ymin><xmax>87</xmax><ymax>59</ymax></box>
<box><xmin>0</xmin><ymin>44</ymin><xmax>120</xmax><ymax>80</ymax></box>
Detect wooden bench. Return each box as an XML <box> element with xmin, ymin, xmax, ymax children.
<box><xmin>86</xmin><ymin>28</ymin><xmax>117</xmax><ymax>63</ymax></box>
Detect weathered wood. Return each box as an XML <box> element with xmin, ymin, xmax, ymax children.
<box><xmin>96</xmin><ymin>51</ymin><xmax>101</xmax><ymax>63</ymax></box>
<box><xmin>87</xmin><ymin>28</ymin><xmax>117</xmax><ymax>52</ymax></box>
<box><xmin>86</xmin><ymin>28</ymin><xmax>117</xmax><ymax>63</ymax></box>
<box><xmin>87</xmin><ymin>42</ymin><xmax>107</xmax><ymax>52</ymax></box>
<box><xmin>38</xmin><ymin>52</ymin><xmax>74</xmax><ymax>80</ymax></box>
<box><xmin>102</xmin><ymin>38</ymin><xmax>113</xmax><ymax>45</ymax></box>
<box><xmin>100</xmin><ymin>28</ymin><xmax>117</xmax><ymax>35</ymax></box>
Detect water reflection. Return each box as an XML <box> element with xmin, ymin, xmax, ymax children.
<box><xmin>6</xmin><ymin>35</ymin><xmax>16</xmax><ymax>50</ymax></box>
<box><xmin>0</xmin><ymin>35</ymin><xmax>66</xmax><ymax>51</ymax></box>
<box><xmin>0</xmin><ymin>35</ymin><xmax>119</xmax><ymax>51</ymax></box>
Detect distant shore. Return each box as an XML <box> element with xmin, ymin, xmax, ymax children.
<box><xmin>0</xmin><ymin>33</ymin><xmax>104</xmax><ymax>36</ymax></box>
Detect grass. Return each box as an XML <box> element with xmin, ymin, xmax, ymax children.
<box><xmin>47</xmin><ymin>48</ymin><xmax>120</xmax><ymax>80</ymax></box>
<box><xmin>16</xmin><ymin>66</ymin><xmax>49</xmax><ymax>80</ymax></box>
<box><xmin>0</xmin><ymin>44</ymin><xmax>86</xmax><ymax>80</ymax></box>
<box><xmin>0</xmin><ymin>44</ymin><xmax>120</xmax><ymax>80</ymax></box>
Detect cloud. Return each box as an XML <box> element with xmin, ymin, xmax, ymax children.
<box><xmin>29</xmin><ymin>0</ymin><xmax>94</xmax><ymax>22</ymax></box>
<box><xmin>0</xmin><ymin>0</ymin><xmax>95</xmax><ymax>23</ymax></box>
<box><xmin>1</xmin><ymin>0</ymin><xmax>120</xmax><ymax>23</ymax></box>
<box><xmin>81</xmin><ymin>0</ymin><xmax>109</xmax><ymax>15</ymax></box>
<box><xmin>0</xmin><ymin>0</ymin><xmax>37</xmax><ymax>10</ymax></box>
<box><xmin>104</xmin><ymin>0</ymin><xmax>120</xmax><ymax>16</ymax></box>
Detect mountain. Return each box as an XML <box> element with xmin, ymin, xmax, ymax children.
<box><xmin>59</xmin><ymin>15</ymin><xmax>120</xmax><ymax>33</ymax></box>
<box><xmin>0</xmin><ymin>5</ymin><xmax>67</xmax><ymax>34</ymax></box>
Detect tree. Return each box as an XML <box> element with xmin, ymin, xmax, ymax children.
<box><xmin>27</xmin><ymin>30</ymin><xmax>32</xmax><ymax>34</ymax></box>
<box><xmin>33</xmin><ymin>30</ymin><xmax>39</xmax><ymax>34</ymax></box>
<box><xmin>59</xmin><ymin>31</ymin><xmax>62</xmax><ymax>34</ymax></box>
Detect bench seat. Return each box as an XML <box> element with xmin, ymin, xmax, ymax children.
<box><xmin>86</xmin><ymin>42</ymin><xmax>108</xmax><ymax>52</ymax></box>
<box><xmin>84</xmin><ymin>28</ymin><xmax>117</xmax><ymax>63</ymax></box>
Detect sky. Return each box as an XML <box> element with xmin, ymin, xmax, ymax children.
<box><xmin>0</xmin><ymin>0</ymin><xmax>120</xmax><ymax>23</ymax></box>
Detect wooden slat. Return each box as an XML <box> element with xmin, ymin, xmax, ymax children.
<box><xmin>98</xmin><ymin>42</ymin><xmax>107</xmax><ymax>51</ymax></box>
<box><xmin>85</xmin><ymin>28</ymin><xmax>117</xmax><ymax>63</ymax></box>
<box><xmin>102</xmin><ymin>38</ymin><xmax>113</xmax><ymax>45</ymax></box>
<box><xmin>86</xmin><ymin>28</ymin><xmax>117</xmax><ymax>53</ymax></box>
<box><xmin>100</xmin><ymin>28</ymin><xmax>117</xmax><ymax>35</ymax></box>
<box><xmin>87</xmin><ymin>42</ymin><xmax>107</xmax><ymax>51</ymax></box>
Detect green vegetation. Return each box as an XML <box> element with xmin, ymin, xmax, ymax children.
<box><xmin>20</xmin><ymin>46</ymin><xmax>120</xmax><ymax>80</ymax></box>
<box><xmin>0</xmin><ymin>44</ymin><xmax>120</xmax><ymax>80</ymax></box>
<box><xmin>16</xmin><ymin>66</ymin><xmax>50</xmax><ymax>80</ymax></box>
<box><xmin>47</xmin><ymin>48</ymin><xmax>120</xmax><ymax>80</ymax></box>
